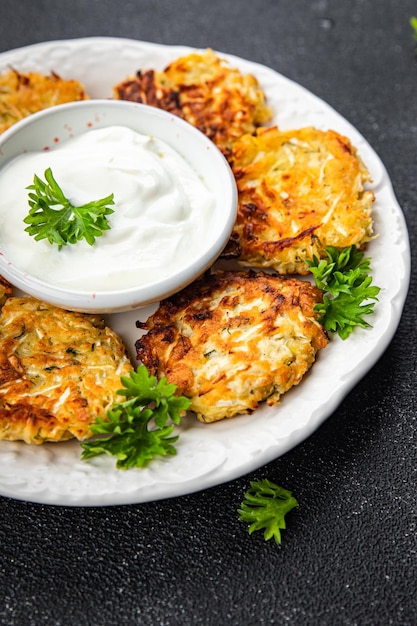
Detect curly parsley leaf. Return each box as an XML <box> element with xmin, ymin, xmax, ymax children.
<box><xmin>306</xmin><ymin>246</ymin><xmax>380</xmax><ymax>340</ymax></box>
<box><xmin>24</xmin><ymin>167</ymin><xmax>115</xmax><ymax>249</ymax></box>
<box><xmin>238</xmin><ymin>479</ymin><xmax>298</xmax><ymax>544</ymax></box>
<box><xmin>81</xmin><ymin>365</ymin><xmax>191</xmax><ymax>469</ymax></box>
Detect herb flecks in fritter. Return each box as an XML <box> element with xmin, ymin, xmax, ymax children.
<box><xmin>0</xmin><ymin>297</ymin><xmax>132</xmax><ymax>444</ymax></box>
<box><xmin>226</xmin><ymin>126</ymin><xmax>375</xmax><ymax>274</ymax></box>
<box><xmin>113</xmin><ymin>48</ymin><xmax>272</xmax><ymax>154</ymax></box>
<box><xmin>136</xmin><ymin>270</ymin><xmax>328</xmax><ymax>423</ymax></box>
<box><xmin>0</xmin><ymin>69</ymin><xmax>88</xmax><ymax>134</ymax></box>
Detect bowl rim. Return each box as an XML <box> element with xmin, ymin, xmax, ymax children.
<box><xmin>0</xmin><ymin>99</ymin><xmax>238</xmax><ymax>312</ymax></box>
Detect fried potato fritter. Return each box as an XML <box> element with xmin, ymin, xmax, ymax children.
<box><xmin>113</xmin><ymin>48</ymin><xmax>272</xmax><ymax>153</ymax></box>
<box><xmin>0</xmin><ymin>69</ymin><xmax>88</xmax><ymax>133</ymax></box>
<box><xmin>227</xmin><ymin>126</ymin><xmax>375</xmax><ymax>274</ymax></box>
<box><xmin>136</xmin><ymin>270</ymin><xmax>328</xmax><ymax>423</ymax></box>
<box><xmin>0</xmin><ymin>297</ymin><xmax>132</xmax><ymax>444</ymax></box>
<box><xmin>0</xmin><ymin>276</ymin><xmax>13</xmax><ymax>307</ymax></box>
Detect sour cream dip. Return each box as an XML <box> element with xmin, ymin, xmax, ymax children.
<box><xmin>0</xmin><ymin>125</ymin><xmax>214</xmax><ymax>291</ymax></box>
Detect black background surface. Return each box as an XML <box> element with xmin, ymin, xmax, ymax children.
<box><xmin>0</xmin><ymin>2</ymin><xmax>416</xmax><ymax>625</ymax></box>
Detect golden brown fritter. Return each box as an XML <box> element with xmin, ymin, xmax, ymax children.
<box><xmin>136</xmin><ymin>270</ymin><xmax>328</xmax><ymax>423</ymax></box>
<box><xmin>0</xmin><ymin>69</ymin><xmax>88</xmax><ymax>133</ymax></box>
<box><xmin>226</xmin><ymin>126</ymin><xmax>375</xmax><ymax>274</ymax></box>
<box><xmin>0</xmin><ymin>276</ymin><xmax>13</xmax><ymax>307</ymax></box>
<box><xmin>113</xmin><ymin>48</ymin><xmax>272</xmax><ymax>154</ymax></box>
<box><xmin>0</xmin><ymin>297</ymin><xmax>132</xmax><ymax>444</ymax></box>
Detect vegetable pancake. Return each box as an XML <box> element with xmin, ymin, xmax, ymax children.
<box><xmin>0</xmin><ymin>276</ymin><xmax>13</xmax><ymax>307</ymax></box>
<box><xmin>226</xmin><ymin>126</ymin><xmax>375</xmax><ymax>274</ymax></box>
<box><xmin>0</xmin><ymin>68</ymin><xmax>88</xmax><ymax>133</ymax></box>
<box><xmin>0</xmin><ymin>297</ymin><xmax>132</xmax><ymax>444</ymax></box>
<box><xmin>136</xmin><ymin>270</ymin><xmax>328</xmax><ymax>423</ymax></box>
<box><xmin>113</xmin><ymin>48</ymin><xmax>272</xmax><ymax>153</ymax></box>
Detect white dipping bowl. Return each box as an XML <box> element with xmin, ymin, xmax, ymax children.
<box><xmin>0</xmin><ymin>100</ymin><xmax>237</xmax><ymax>313</ymax></box>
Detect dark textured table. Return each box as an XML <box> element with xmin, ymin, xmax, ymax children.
<box><xmin>0</xmin><ymin>1</ymin><xmax>416</xmax><ymax>624</ymax></box>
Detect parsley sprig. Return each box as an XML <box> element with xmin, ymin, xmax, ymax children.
<box><xmin>238</xmin><ymin>479</ymin><xmax>298</xmax><ymax>544</ymax></box>
<box><xmin>24</xmin><ymin>167</ymin><xmax>115</xmax><ymax>249</ymax></box>
<box><xmin>81</xmin><ymin>365</ymin><xmax>191</xmax><ymax>470</ymax></box>
<box><xmin>411</xmin><ymin>16</ymin><xmax>417</xmax><ymax>45</ymax></box>
<box><xmin>306</xmin><ymin>246</ymin><xmax>380</xmax><ymax>340</ymax></box>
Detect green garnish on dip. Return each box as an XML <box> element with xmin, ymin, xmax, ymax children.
<box><xmin>24</xmin><ymin>167</ymin><xmax>115</xmax><ymax>249</ymax></box>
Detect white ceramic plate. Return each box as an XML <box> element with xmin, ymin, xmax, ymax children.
<box><xmin>0</xmin><ymin>38</ymin><xmax>410</xmax><ymax>506</ymax></box>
